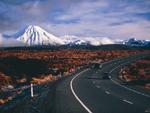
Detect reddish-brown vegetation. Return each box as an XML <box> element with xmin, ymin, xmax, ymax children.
<box><xmin>0</xmin><ymin>96</ymin><xmax>13</xmax><ymax>105</ymax></box>
<box><xmin>31</xmin><ymin>75</ymin><xmax>59</xmax><ymax>84</ymax></box>
<box><xmin>0</xmin><ymin>49</ymin><xmax>148</xmax><ymax>90</ymax></box>
<box><xmin>120</xmin><ymin>57</ymin><xmax>150</xmax><ymax>89</ymax></box>
<box><xmin>0</xmin><ymin>49</ymin><xmax>149</xmax><ymax>105</ymax></box>
<box><xmin>0</xmin><ymin>72</ymin><xmax>12</xmax><ymax>87</ymax></box>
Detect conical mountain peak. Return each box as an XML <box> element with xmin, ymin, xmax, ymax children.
<box><xmin>16</xmin><ymin>25</ymin><xmax>64</xmax><ymax>46</ymax></box>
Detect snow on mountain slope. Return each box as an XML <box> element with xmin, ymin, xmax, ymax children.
<box><xmin>85</xmin><ymin>37</ymin><xmax>114</xmax><ymax>45</ymax></box>
<box><xmin>118</xmin><ymin>38</ymin><xmax>150</xmax><ymax>46</ymax></box>
<box><xmin>60</xmin><ymin>35</ymin><xmax>89</xmax><ymax>45</ymax></box>
<box><xmin>16</xmin><ymin>25</ymin><xmax>64</xmax><ymax>46</ymax></box>
<box><xmin>61</xmin><ymin>35</ymin><xmax>114</xmax><ymax>46</ymax></box>
<box><xmin>3</xmin><ymin>25</ymin><xmax>149</xmax><ymax>47</ymax></box>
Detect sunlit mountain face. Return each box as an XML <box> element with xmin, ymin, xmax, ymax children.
<box><xmin>1</xmin><ymin>25</ymin><xmax>115</xmax><ymax>47</ymax></box>
<box><xmin>16</xmin><ymin>25</ymin><xmax>65</xmax><ymax>46</ymax></box>
<box><xmin>0</xmin><ymin>25</ymin><xmax>149</xmax><ymax>47</ymax></box>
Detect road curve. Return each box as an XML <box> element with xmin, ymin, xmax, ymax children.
<box><xmin>53</xmin><ymin>54</ymin><xmax>150</xmax><ymax>113</ymax></box>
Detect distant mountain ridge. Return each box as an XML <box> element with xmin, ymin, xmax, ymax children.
<box><xmin>1</xmin><ymin>25</ymin><xmax>150</xmax><ymax>47</ymax></box>
<box><xmin>119</xmin><ymin>38</ymin><xmax>150</xmax><ymax>47</ymax></box>
<box><xmin>60</xmin><ymin>35</ymin><xmax>115</xmax><ymax>46</ymax></box>
<box><xmin>9</xmin><ymin>25</ymin><xmax>115</xmax><ymax>46</ymax></box>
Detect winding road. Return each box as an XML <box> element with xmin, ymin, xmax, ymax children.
<box><xmin>53</xmin><ymin>53</ymin><xmax>150</xmax><ymax>113</ymax></box>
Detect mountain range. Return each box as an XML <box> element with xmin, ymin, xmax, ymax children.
<box><xmin>1</xmin><ymin>25</ymin><xmax>150</xmax><ymax>47</ymax></box>
<box><xmin>121</xmin><ymin>38</ymin><xmax>150</xmax><ymax>47</ymax></box>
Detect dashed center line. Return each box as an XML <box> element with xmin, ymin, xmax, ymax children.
<box><xmin>105</xmin><ymin>91</ymin><xmax>111</xmax><ymax>94</ymax></box>
<box><xmin>93</xmin><ymin>81</ymin><xmax>96</xmax><ymax>84</ymax></box>
<box><xmin>96</xmin><ymin>85</ymin><xmax>100</xmax><ymax>88</ymax></box>
<box><xmin>145</xmin><ymin>108</ymin><xmax>150</xmax><ymax>113</ymax></box>
<box><xmin>123</xmin><ymin>99</ymin><xmax>133</xmax><ymax>105</ymax></box>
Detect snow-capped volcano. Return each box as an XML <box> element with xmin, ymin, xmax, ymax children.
<box><xmin>2</xmin><ymin>25</ymin><xmax>149</xmax><ymax>48</ymax></box>
<box><xmin>16</xmin><ymin>25</ymin><xmax>64</xmax><ymax>46</ymax></box>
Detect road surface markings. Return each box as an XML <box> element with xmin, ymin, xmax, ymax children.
<box><xmin>111</xmin><ymin>79</ymin><xmax>150</xmax><ymax>98</ymax></box>
<box><xmin>110</xmin><ymin>60</ymin><xmax>150</xmax><ymax>98</ymax></box>
<box><xmin>93</xmin><ymin>81</ymin><xmax>96</xmax><ymax>84</ymax></box>
<box><xmin>96</xmin><ymin>85</ymin><xmax>100</xmax><ymax>88</ymax></box>
<box><xmin>145</xmin><ymin>108</ymin><xmax>150</xmax><ymax>112</ymax></box>
<box><xmin>123</xmin><ymin>99</ymin><xmax>133</xmax><ymax>104</ymax></box>
<box><xmin>70</xmin><ymin>69</ymin><xmax>93</xmax><ymax>113</ymax></box>
<box><xmin>105</xmin><ymin>91</ymin><xmax>110</xmax><ymax>94</ymax></box>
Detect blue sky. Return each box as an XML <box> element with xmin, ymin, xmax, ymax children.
<box><xmin>0</xmin><ymin>0</ymin><xmax>150</xmax><ymax>40</ymax></box>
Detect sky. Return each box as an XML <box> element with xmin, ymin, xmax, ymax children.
<box><xmin>0</xmin><ymin>0</ymin><xmax>150</xmax><ymax>40</ymax></box>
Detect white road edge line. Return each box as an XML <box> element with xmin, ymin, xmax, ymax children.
<box><xmin>70</xmin><ymin>69</ymin><xmax>93</xmax><ymax>113</ymax></box>
<box><xmin>111</xmin><ymin>79</ymin><xmax>150</xmax><ymax>98</ymax></box>
<box><xmin>123</xmin><ymin>99</ymin><xmax>133</xmax><ymax>104</ymax></box>
<box><xmin>110</xmin><ymin>60</ymin><xmax>150</xmax><ymax>98</ymax></box>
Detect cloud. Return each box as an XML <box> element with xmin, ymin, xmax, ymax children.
<box><xmin>0</xmin><ymin>34</ymin><xmax>25</xmax><ymax>47</ymax></box>
<box><xmin>84</xmin><ymin>37</ymin><xmax>115</xmax><ymax>45</ymax></box>
<box><xmin>56</xmin><ymin>1</ymin><xmax>108</xmax><ymax>21</ymax></box>
<box><xmin>0</xmin><ymin>0</ymin><xmax>150</xmax><ymax>40</ymax></box>
<box><xmin>44</xmin><ymin>0</ymin><xmax>150</xmax><ymax>40</ymax></box>
<box><xmin>100</xmin><ymin>37</ymin><xmax>115</xmax><ymax>45</ymax></box>
<box><xmin>61</xmin><ymin>35</ymin><xmax>115</xmax><ymax>45</ymax></box>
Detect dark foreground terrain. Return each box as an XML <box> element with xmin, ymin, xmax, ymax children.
<box><xmin>0</xmin><ymin>49</ymin><xmax>150</xmax><ymax>113</ymax></box>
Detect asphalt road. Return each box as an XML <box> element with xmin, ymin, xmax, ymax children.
<box><xmin>53</xmin><ymin>54</ymin><xmax>150</xmax><ymax>113</ymax></box>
